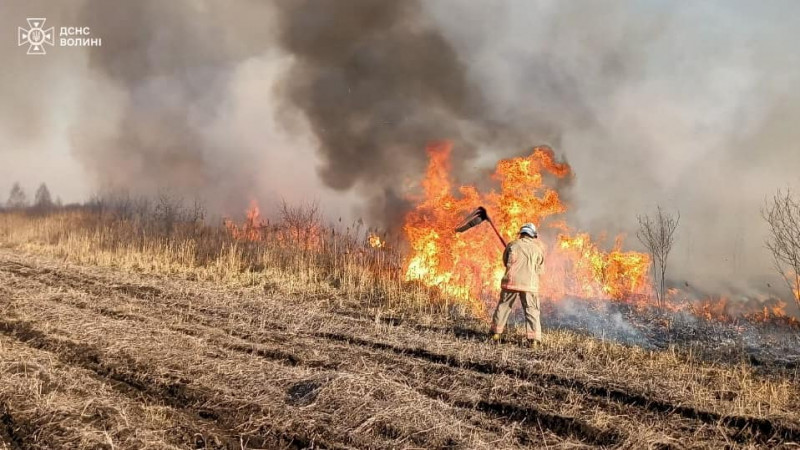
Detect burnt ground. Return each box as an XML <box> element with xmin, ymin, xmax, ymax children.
<box><xmin>538</xmin><ymin>298</ymin><xmax>800</xmax><ymax>371</ymax></box>
<box><xmin>0</xmin><ymin>249</ymin><xmax>798</xmax><ymax>449</ymax></box>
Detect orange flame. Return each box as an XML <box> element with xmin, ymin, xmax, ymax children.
<box><xmin>368</xmin><ymin>234</ymin><xmax>386</xmax><ymax>248</ymax></box>
<box><xmin>690</xmin><ymin>297</ymin><xmax>732</xmax><ymax>322</ymax></box>
<box><xmin>220</xmin><ymin>143</ymin><xmax>798</xmax><ymax>327</ymax></box>
<box><xmin>224</xmin><ymin>200</ymin><xmax>323</xmax><ymax>249</ymax></box>
<box><xmin>788</xmin><ymin>270</ymin><xmax>800</xmax><ymax>302</ymax></box>
<box><xmin>224</xmin><ymin>200</ymin><xmax>265</xmax><ymax>241</ymax></box>
<box><xmin>402</xmin><ymin>141</ymin><xmax>652</xmax><ymax>315</ymax></box>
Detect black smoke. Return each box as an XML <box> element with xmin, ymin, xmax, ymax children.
<box><xmin>272</xmin><ymin>0</ymin><xmax>527</xmax><ymax>224</ymax></box>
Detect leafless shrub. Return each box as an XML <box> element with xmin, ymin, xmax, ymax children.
<box><xmin>763</xmin><ymin>190</ymin><xmax>800</xmax><ymax>308</ymax></box>
<box><xmin>153</xmin><ymin>192</ymin><xmax>184</xmax><ymax>236</ymax></box>
<box><xmin>637</xmin><ymin>206</ymin><xmax>680</xmax><ymax>307</ymax></box>
<box><xmin>280</xmin><ymin>199</ymin><xmax>322</xmax><ymax>251</ymax></box>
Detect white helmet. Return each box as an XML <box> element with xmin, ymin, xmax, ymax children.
<box><xmin>520</xmin><ymin>223</ymin><xmax>537</xmax><ymax>237</ymax></box>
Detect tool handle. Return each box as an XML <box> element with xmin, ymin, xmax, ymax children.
<box><xmin>487</xmin><ymin>219</ymin><xmax>507</xmax><ymax>247</ymax></box>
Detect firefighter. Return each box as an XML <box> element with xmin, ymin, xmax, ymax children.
<box><xmin>490</xmin><ymin>223</ymin><xmax>545</xmax><ymax>347</ymax></box>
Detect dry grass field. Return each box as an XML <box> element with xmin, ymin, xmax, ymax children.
<box><xmin>1</xmin><ymin>209</ymin><xmax>799</xmax><ymax>449</ymax></box>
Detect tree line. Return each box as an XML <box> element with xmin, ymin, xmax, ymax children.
<box><xmin>3</xmin><ymin>182</ymin><xmax>62</xmax><ymax>211</ymax></box>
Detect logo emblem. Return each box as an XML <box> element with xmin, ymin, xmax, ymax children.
<box><xmin>18</xmin><ymin>18</ymin><xmax>54</xmax><ymax>55</ymax></box>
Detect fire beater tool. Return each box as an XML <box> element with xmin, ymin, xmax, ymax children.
<box><xmin>455</xmin><ymin>206</ymin><xmax>507</xmax><ymax>247</ymax></box>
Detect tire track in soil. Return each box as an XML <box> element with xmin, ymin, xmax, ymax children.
<box><xmin>1</xmin><ymin>271</ymin><xmax>613</xmax><ymax>447</ymax></box>
<box><xmin>5</xmin><ymin>267</ymin><xmax>534</xmax><ymax>448</ymax></box>
<box><xmin>212</xmin><ymin>331</ymin><xmax>625</xmax><ymax>446</ymax></box>
<box><xmin>0</xmin><ymin>261</ymin><xmax>626</xmax><ymax>447</ymax></box>
<box><xmin>0</xmin><ymin>337</ymin><xmax>233</xmax><ymax>450</ymax></box>
<box><xmin>318</xmin><ymin>331</ymin><xmax>800</xmax><ymax>445</ymax></box>
<box><xmin>420</xmin><ymin>386</ymin><xmax>623</xmax><ymax>447</ymax></box>
<box><xmin>0</xmin><ymin>318</ymin><xmax>334</xmax><ymax>450</ymax></box>
<box><xmin>0</xmin><ymin>305</ymin><xmax>539</xmax><ymax>449</ymax></box>
<box><xmin>2</xmin><ymin>258</ymin><xmax>798</xmax><ymax>445</ymax></box>
<box><xmin>1</xmin><ymin>293</ymin><xmax>701</xmax><ymax>447</ymax></box>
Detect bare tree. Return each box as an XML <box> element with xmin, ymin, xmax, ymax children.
<box><xmin>34</xmin><ymin>183</ymin><xmax>54</xmax><ymax>211</ymax></box>
<box><xmin>6</xmin><ymin>182</ymin><xmax>28</xmax><ymax>209</ymax></box>
<box><xmin>763</xmin><ymin>190</ymin><xmax>800</xmax><ymax>308</ymax></box>
<box><xmin>637</xmin><ymin>206</ymin><xmax>680</xmax><ymax>307</ymax></box>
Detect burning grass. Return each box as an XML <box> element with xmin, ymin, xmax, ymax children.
<box><xmin>402</xmin><ymin>142</ymin><xmax>653</xmax><ymax>315</ymax></box>
<box><xmin>400</xmin><ymin>142</ymin><xmax>799</xmax><ymax>327</ymax></box>
<box><xmin>1</xmin><ymin>143</ymin><xmax>797</xmax><ymax>336</ymax></box>
<box><xmin>1</xmin><ymin>169</ymin><xmax>799</xmax><ymax>334</ymax></box>
<box><xmin>0</xmin><ymin>199</ymin><xmax>451</xmax><ymax>317</ymax></box>
<box><xmin>1</xmin><ymin>202</ymin><xmax>795</xmax><ymax>335</ymax></box>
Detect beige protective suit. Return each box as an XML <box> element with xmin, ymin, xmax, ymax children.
<box><xmin>491</xmin><ymin>235</ymin><xmax>545</xmax><ymax>341</ymax></box>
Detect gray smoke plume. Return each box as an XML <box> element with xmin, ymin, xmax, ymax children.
<box><xmin>71</xmin><ymin>0</ymin><xmax>278</xmax><ymax>212</ymax></box>
<box><xmin>425</xmin><ymin>1</ymin><xmax>800</xmax><ymax>300</ymax></box>
<box><xmin>2</xmin><ymin>0</ymin><xmax>290</xmax><ymax>212</ymax></box>
<box><xmin>272</xmin><ymin>0</ymin><xmax>510</xmax><ymax>224</ymax></box>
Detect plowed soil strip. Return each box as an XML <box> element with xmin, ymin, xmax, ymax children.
<box><xmin>0</xmin><ymin>270</ymin><xmax>733</xmax><ymax>447</ymax></box>
<box><xmin>0</xmin><ymin>280</ymin><xmax>574</xmax><ymax>448</ymax></box>
<box><xmin>0</xmin><ymin>310</ymin><xmax>582</xmax><ymax>448</ymax></box>
<box><xmin>0</xmin><ymin>334</ymin><xmax>238</xmax><ymax>449</ymax></box>
<box><xmin>1</xmin><ymin>252</ymin><xmax>798</xmax><ymax>448</ymax></box>
<box><xmin>11</xmin><ymin>263</ymin><xmax>783</xmax><ymax>445</ymax></box>
<box><xmin>317</xmin><ymin>332</ymin><xmax>800</xmax><ymax>444</ymax></box>
<box><xmin>48</xmin><ymin>293</ymin><xmax>632</xmax><ymax>446</ymax></box>
<box><xmin>2</xmin><ymin>264</ymin><xmax>698</xmax><ymax>446</ymax></box>
<box><xmin>0</xmin><ymin>323</ymin><xmax>311</xmax><ymax>450</ymax></box>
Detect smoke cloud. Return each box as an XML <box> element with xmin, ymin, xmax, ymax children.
<box><xmin>0</xmin><ymin>2</ymin><xmax>88</xmax><ymax>202</ymax></box>
<box><xmin>425</xmin><ymin>1</ymin><xmax>800</xmax><ymax>296</ymax></box>
<box><xmin>71</xmin><ymin>0</ymin><xmax>286</xmax><ymax>212</ymax></box>
<box><xmin>2</xmin><ymin>0</ymin><xmax>799</xmax><ymax>298</ymax></box>
<box><xmin>272</xmin><ymin>0</ymin><xmax>506</xmax><ymax>224</ymax></box>
<box><xmin>1</xmin><ymin>0</ymin><xmax>350</xmax><ymax>213</ymax></box>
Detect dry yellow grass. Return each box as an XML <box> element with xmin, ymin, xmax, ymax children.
<box><xmin>0</xmin><ymin>208</ymin><xmax>443</xmax><ymax>314</ymax></box>
<box><xmin>1</xmin><ymin>208</ymin><xmax>799</xmax><ymax>448</ymax></box>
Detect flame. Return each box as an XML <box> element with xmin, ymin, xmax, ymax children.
<box><xmin>690</xmin><ymin>297</ymin><xmax>732</xmax><ymax>322</ymax></box>
<box><xmin>220</xmin><ymin>142</ymin><xmax>799</xmax><ymax>327</ymax></box>
<box><xmin>402</xmin><ymin>141</ymin><xmax>652</xmax><ymax>315</ymax></box>
<box><xmin>681</xmin><ymin>294</ymin><xmax>798</xmax><ymax>326</ymax></box>
<box><xmin>544</xmin><ymin>234</ymin><xmax>652</xmax><ymax>301</ymax></box>
<box><xmin>368</xmin><ymin>234</ymin><xmax>386</xmax><ymax>248</ymax></box>
<box><xmin>741</xmin><ymin>299</ymin><xmax>799</xmax><ymax>326</ymax></box>
<box><xmin>224</xmin><ymin>200</ymin><xmax>265</xmax><ymax>241</ymax></box>
<box><xmin>224</xmin><ymin>200</ymin><xmax>323</xmax><ymax>249</ymax></box>
<box><xmin>788</xmin><ymin>270</ymin><xmax>800</xmax><ymax>302</ymax></box>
